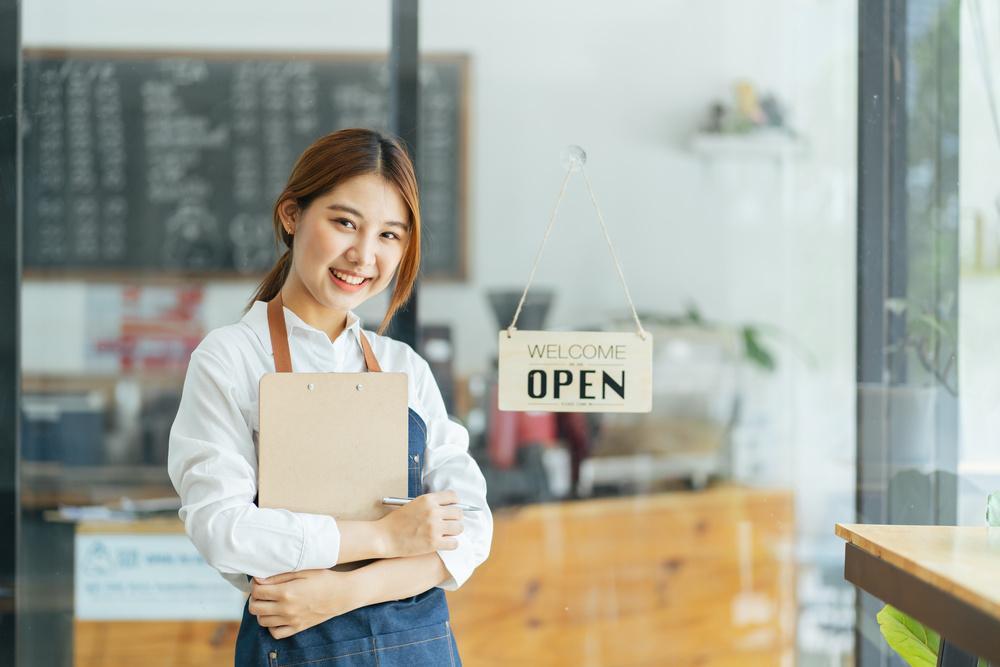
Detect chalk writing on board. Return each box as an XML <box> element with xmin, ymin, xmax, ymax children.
<box><xmin>23</xmin><ymin>51</ymin><xmax>467</xmax><ymax>279</ymax></box>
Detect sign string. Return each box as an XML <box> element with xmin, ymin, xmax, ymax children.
<box><xmin>506</xmin><ymin>153</ymin><xmax>648</xmax><ymax>341</ymax></box>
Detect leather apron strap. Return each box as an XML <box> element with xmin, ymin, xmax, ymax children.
<box><xmin>266</xmin><ymin>293</ymin><xmax>382</xmax><ymax>373</ymax></box>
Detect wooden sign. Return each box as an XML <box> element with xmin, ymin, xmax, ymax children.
<box><xmin>498</xmin><ymin>330</ymin><xmax>652</xmax><ymax>412</ymax></box>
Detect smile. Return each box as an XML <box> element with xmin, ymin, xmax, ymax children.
<box><xmin>329</xmin><ymin>268</ymin><xmax>372</xmax><ymax>291</ymax></box>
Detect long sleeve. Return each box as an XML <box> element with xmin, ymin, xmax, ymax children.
<box><xmin>414</xmin><ymin>355</ymin><xmax>493</xmax><ymax>591</ymax></box>
<box><xmin>167</xmin><ymin>340</ymin><xmax>342</xmax><ymax>591</ymax></box>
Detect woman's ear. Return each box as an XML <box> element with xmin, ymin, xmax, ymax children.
<box><xmin>277</xmin><ymin>199</ymin><xmax>299</xmax><ymax>235</ymax></box>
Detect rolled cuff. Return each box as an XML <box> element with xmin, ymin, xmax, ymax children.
<box><xmin>294</xmin><ymin>512</ymin><xmax>342</xmax><ymax>571</ymax></box>
<box><xmin>435</xmin><ymin>542</ymin><xmax>475</xmax><ymax>591</ymax></box>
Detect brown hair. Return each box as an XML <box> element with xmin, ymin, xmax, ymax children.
<box><xmin>246</xmin><ymin>128</ymin><xmax>421</xmax><ymax>335</ymax></box>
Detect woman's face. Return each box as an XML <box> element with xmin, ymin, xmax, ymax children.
<box><xmin>281</xmin><ymin>173</ymin><xmax>411</xmax><ymax>315</ymax></box>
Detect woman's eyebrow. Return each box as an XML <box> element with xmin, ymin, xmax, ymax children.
<box><xmin>326</xmin><ymin>204</ymin><xmax>410</xmax><ymax>231</ymax></box>
<box><xmin>326</xmin><ymin>204</ymin><xmax>365</xmax><ymax>218</ymax></box>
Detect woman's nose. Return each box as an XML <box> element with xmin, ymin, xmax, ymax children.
<box><xmin>346</xmin><ymin>234</ymin><xmax>376</xmax><ymax>267</ymax></box>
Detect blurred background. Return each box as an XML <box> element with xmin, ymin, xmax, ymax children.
<box><xmin>3</xmin><ymin>0</ymin><xmax>999</xmax><ymax>665</ymax></box>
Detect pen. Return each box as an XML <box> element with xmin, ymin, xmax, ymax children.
<box><xmin>381</xmin><ymin>496</ymin><xmax>482</xmax><ymax>512</ymax></box>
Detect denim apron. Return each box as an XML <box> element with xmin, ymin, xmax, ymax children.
<box><xmin>234</xmin><ymin>297</ymin><xmax>460</xmax><ymax>666</ymax></box>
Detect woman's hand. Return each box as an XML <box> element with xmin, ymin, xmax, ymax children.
<box><xmin>249</xmin><ymin>569</ymin><xmax>361</xmax><ymax>639</ymax></box>
<box><xmin>377</xmin><ymin>490</ymin><xmax>464</xmax><ymax>558</ymax></box>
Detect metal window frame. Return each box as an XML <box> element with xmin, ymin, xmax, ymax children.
<box><xmin>856</xmin><ymin>0</ymin><xmax>963</xmax><ymax>664</ymax></box>
<box><xmin>0</xmin><ymin>0</ymin><xmax>20</xmax><ymax>662</ymax></box>
<box><xmin>387</xmin><ymin>0</ymin><xmax>420</xmax><ymax>349</ymax></box>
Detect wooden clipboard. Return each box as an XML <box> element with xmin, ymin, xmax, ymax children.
<box><xmin>257</xmin><ymin>295</ymin><xmax>408</xmax><ymax>523</ymax></box>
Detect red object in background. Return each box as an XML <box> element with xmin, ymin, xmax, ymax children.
<box><xmin>91</xmin><ymin>285</ymin><xmax>205</xmax><ymax>372</ymax></box>
<box><xmin>487</xmin><ymin>383</ymin><xmax>559</xmax><ymax>470</ymax></box>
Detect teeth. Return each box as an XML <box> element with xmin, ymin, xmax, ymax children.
<box><xmin>332</xmin><ymin>269</ymin><xmax>366</xmax><ymax>285</ymax></box>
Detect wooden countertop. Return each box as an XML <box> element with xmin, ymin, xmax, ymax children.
<box><xmin>72</xmin><ymin>486</ymin><xmax>797</xmax><ymax>667</ymax></box>
<box><xmin>835</xmin><ymin>523</ymin><xmax>1000</xmax><ymax>621</ymax></box>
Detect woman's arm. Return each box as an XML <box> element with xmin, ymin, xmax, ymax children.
<box><xmin>170</xmin><ymin>344</ymin><xmax>343</xmax><ymax>579</ymax></box>
<box><xmin>413</xmin><ymin>354</ymin><xmax>494</xmax><ymax>590</ymax></box>
<box><xmin>337</xmin><ymin>492</ymin><xmax>463</xmax><ymax>564</ymax></box>
<box><xmin>351</xmin><ymin>552</ymin><xmax>451</xmax><ymax>605</ymax></box>
<box><xmin>250</xmin><ymin>554</ymin><xmax>451</xmax><ymax>639</ymax></box>
<box><xmin>171</xmin><ymin>341</ymin><xmax>465</xmax><ymax>582</ymax></box>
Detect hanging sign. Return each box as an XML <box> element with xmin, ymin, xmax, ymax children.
<box><xmin>497</xmin><ymin>145</ymin><xmax>653</xmax><ymax>413</ymax></box>
<box><xmin>499</xmin><ymin>330</ymin><xmax>652</xmax><ymax>412</ymax></box>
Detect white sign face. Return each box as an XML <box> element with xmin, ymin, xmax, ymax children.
<box><xmin>75</xmin><ymin>534</ymin><xmax>245</xmax><ymax>620</ymax></box>
<box><xmin>498</xmin><ymin>330</ymin><xmax>652</xmax><ymax>412</ymax></box>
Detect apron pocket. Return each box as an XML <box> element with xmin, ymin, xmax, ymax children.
<box><xmin>268</xmin><ymin>635</ymin><xmax>374</xmax><ymax>667</ymax></box>
<box><xmin>373</xmin><ymin>621</ymin><xmax>458</xmax><ymax>667</ymax></box>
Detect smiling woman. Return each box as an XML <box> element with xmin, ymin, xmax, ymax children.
<box><xmin>168</xmin><ymin>128</ymin><xmax>492</xmax><ymax>666</ymax></box>
<box><xmin>246</xmin><ymin>129</ymin><xmax>422</xmax><ymax>339</ymax></box>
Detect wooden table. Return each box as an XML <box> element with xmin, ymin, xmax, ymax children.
<box><xmin>836</xmin><ymin>523</ymin><xmax>1000</xmax><ymax>664</ymax></box>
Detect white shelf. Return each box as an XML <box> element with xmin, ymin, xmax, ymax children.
<box><xmin>690</xmin><ymin>131</ymin><xmax>805</xmax><ymax>159</ymax></box>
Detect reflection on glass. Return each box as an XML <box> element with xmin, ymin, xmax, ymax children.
<box><xmin>26</xmin><ymin>0</ymin><xmax>990</xmax><ymax>664</ymax></box>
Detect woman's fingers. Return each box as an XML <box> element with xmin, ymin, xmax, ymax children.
<box><xmin>442</xmin><ymin>520</ymin><xmax>464</xmax><ymax>536</ymax></box>
<box><xmin>251</xmin><ymin>583</ymin><xmax>284</xmax><ymax>601</ymax></box>
<box><xmin>248</xmin><ymin>598</ymin><xmax>280</xmax><ymax>615</ymax></box>
<box><xmin>256</xmin><ymin>614</ymin><xmax>288</xmax><ymax>628</ymax></box>
<box><xmin>441</xmin><ymin>506</ymin><xmax>464</xmax><ymax>521</ymax></box>
<box><xmin>429</xmin><ymin>490</ymin><xmax>459</xmax><ymax>506</ymax></box>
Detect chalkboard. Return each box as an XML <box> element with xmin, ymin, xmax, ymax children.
<box><xmin>22</xmin><ymin>50</ymin><xmax>468</xmax><ymax>280</ymax></box>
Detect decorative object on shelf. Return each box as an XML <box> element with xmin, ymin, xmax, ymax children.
<box><xmin>700</xmin><ymin>79</ymin><xmax>796</xmax><ymax>137</ymax></box>
<box><xmin>692</xmin><ymin>80</ymin><xmax>803</xmax><ymax>161</ymax></box>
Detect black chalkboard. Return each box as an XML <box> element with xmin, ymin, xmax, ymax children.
<box><xmin>22</xmin><ymin>50</ymin><xmax>468</xmax><ymax>280</ymax></box>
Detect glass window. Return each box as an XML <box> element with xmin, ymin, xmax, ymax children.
<box><xmin>10</xmin><ymin>1</ymin><xmax>998</xmax><ymax>665</ymax></box>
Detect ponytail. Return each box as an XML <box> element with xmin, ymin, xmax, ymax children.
<box><xmin>246</xmin><ymin>249</ymin><xmax>292</xmax><ymax>313</ymax></box>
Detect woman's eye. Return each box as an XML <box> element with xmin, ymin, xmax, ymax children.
<box><xmin>382</xmin><ymin>232</ymin><xmax>400</xmax><ymax>240</ymax></box>
<box><xmin>334</xmin><ymin>218</ymin><xmax>356</xmax><ymax>229</ymax></box>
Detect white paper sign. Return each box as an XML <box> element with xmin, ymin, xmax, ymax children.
<box><xmin>498</xmin><ymin>330</ymin><xmax>652</xmax><ymax>412</ymax></box>
<box><xmin>75</xmin><ymin>533</ymin><xmax>245</xmax><ymax>620</ymax></box>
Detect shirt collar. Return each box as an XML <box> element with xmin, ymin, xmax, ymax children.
<box><xmin>242</xmin><ymin>300</ymin><xmax>362</xmax><ymax>354</ymax></box>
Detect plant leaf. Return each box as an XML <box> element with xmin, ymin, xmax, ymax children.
<box><xmin>742</xmin><ymin>327</ymin><xmax>776</xmax><ymax>372</ymax></box>
<box><xmin>684</xmin><ymin>303</ymin><xmax>703</xmax><ymax>325</ymax></box>
<box><xmin>877</xmin><ymin>604</ymin><xmax>940</xmax><ymax>667</ymax></box>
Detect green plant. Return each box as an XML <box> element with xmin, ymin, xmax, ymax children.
<box><xmin>878</xmin><ymin>603</ymin><xmax>988</xmax><ymax>666</ymax></box>
<box><xmin>638</xmin><ymin>304</ymin><xmax>811</xmax><ymax>374</ymax></box>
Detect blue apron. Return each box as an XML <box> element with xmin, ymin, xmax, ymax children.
<box><xmin>234</xmin><ymin>408</ymin><xmax>460</xmax><ymax>666</ymax></box>
<box><xmin>236</xmin><ymin>297</ymin><xmax>460</xmax><ymax>666</ymax></box>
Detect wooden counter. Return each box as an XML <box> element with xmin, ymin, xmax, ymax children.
<box><xmin>836</xmin><ymin>523</ymin><xmax>1000</xmax><ymax>663</ymax></box>
<box><xmin>75</xmin><ymin>486</ymin><xmax>795</xmax><ymax>667</ymax></box>
<box><xmin>448</xmin><ymin>485</ymin><xmax>796</xmax><ymax>666</ymax></box>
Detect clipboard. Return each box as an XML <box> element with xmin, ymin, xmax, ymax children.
<box><xmin>257</xmin><ymin>295</ymin><xmax>409</xmax><ymax>523</ymax></box>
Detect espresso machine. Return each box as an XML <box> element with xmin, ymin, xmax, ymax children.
<box><xmin>476</xmin><ymin>289</ymin><xmax>593</xmax><ymax>508</ymax></box>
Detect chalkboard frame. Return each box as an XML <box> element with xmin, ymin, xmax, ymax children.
<box><xmin>22</xmin><ymin>48</ymin><xmax>470</xmax><ymax>283</ymax></box>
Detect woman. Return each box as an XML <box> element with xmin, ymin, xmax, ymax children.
<box><xmin>168</xmin><ymin>128</ymin><xmax>492</xmax><ymax>666</ymax></box>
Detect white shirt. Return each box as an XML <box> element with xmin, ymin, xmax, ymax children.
<box><xmin>168</xmin><ymin>300</ymin><xmax>493</xmax><ymax>594</ymax></box>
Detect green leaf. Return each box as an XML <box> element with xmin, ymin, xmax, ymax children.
<box><xmin>741</xmin><ymin>327</ymin><xmax>776</xmax><ymax>372</ymax></box>
<box><xmin>876</xmin><ymin>604</ymin><xmax>940</xmax><ymax>667</ymax></box>
<box><xmin>683</xmin><ymin>303</ymin><xmax>703</xmax><ymax>326</ymax></box>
